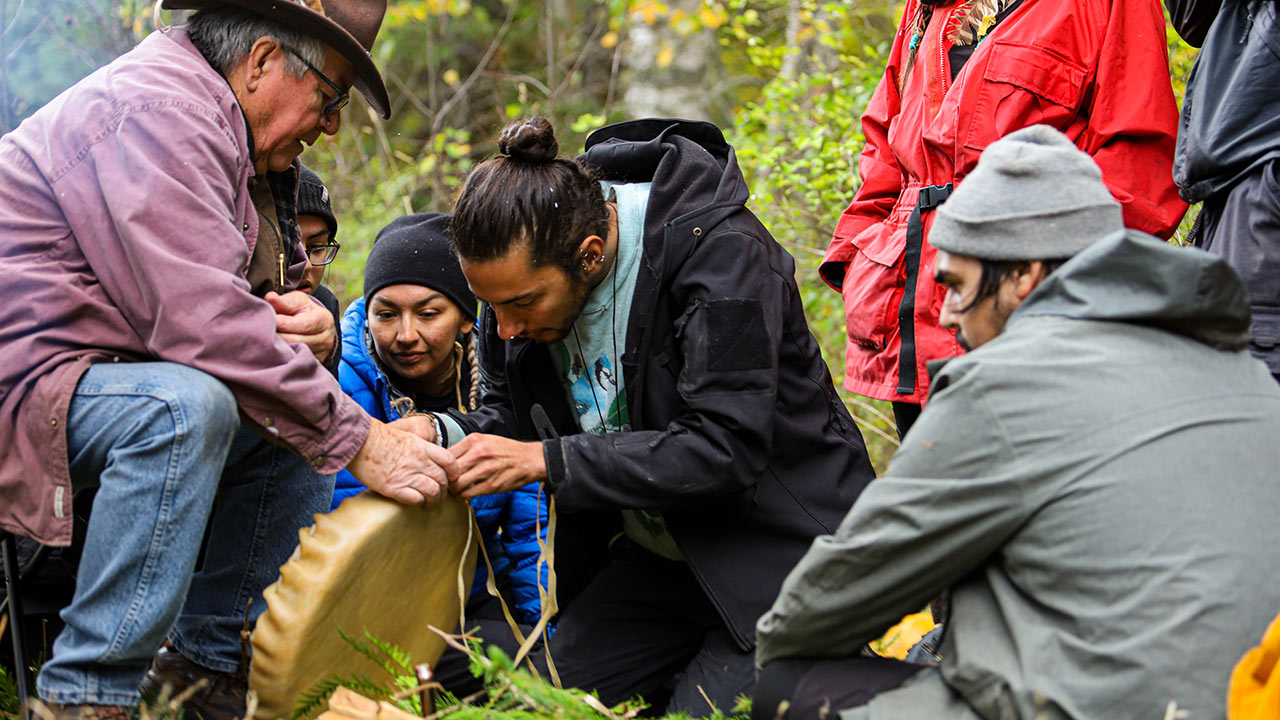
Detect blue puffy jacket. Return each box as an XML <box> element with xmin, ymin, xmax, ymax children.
<box><xmin>335</xmin><ymin>297</ymin><xmax>549</xmax><ymax>625</ymax></box>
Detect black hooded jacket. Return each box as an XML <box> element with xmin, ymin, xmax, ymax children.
<box><xmin>1168</xmin><ymin>0</ymin><xmax>1280</xmax><ymax>201</ymax></box>
<box><xmin>454</xmin><ymin>119</ymin><xmax>876</xmax><ymax>649</ymax></box>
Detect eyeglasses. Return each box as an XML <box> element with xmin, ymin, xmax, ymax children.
<box><xmin>282</xmin><ymin>45</ymin><xmax>349</xmax><ymax>118</ymax></box>
<box><xmin>306</xmin><ymin>241</ymin><xmax>341</xmax><ymax>266</ymax></box>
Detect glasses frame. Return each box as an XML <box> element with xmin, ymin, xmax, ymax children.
<box><xmin>306</xmin><ymin>241</ymin><xmax>342</xmax><ymax>266</ymax></box>
<box><xmin>281</xmin><ymin>45</ymin><xmax>350</xmax><ymax>118</ymax></box>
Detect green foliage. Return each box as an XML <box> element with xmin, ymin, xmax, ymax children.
<box><xmin>722</xmin><ymin>1</ymin><xmax>901</xmax><ymax>469</ymax></box>
<box><xmin>0</xmin><ymin>662</ymin><xmax>19</xmax><ymax>720</ymax></box>
<box><xmin>1164</xmin><ymin>14</ymin><xmax>1203</xmax><ymax>246</ymax></box>
<box><xmin>310</xmin><ymin>0</ymin><xmax>622</xmax><ymax>311</ymax></box>
<box><xmin>292</xmin><ymin>629</ymin><xmax>426</xmax><ymax>719</ymax></box>
<box><xmin>298</xmin><ymin>631</ymin><xmax>749</xmax><ymax>720</ymax></box>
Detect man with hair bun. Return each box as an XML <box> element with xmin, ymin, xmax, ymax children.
<box><xmin>431</xmin><ymin>116</ymin><xmax>877</xmax><ymax>715</ymax></box>
<box><xmin>753</xmin><ymin>126</ymin><xmax>1280</xmax><ymax>720</ymax></box>
<box><xmin>0</xmin><ymin>2</ymin><xmax>457</xmax><ymax>718</ymax></box>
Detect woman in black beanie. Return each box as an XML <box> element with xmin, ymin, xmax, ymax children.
<box><xmin>331</xmin><ymin>213</ymin><xmax>549</xmax><ymax>697</ymax></box>
<box><xmin>332</xmin><ymin>213</ymin><xmax>480</xmax><ymax>505</ymax></box>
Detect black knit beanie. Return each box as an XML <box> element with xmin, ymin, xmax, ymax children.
<box><xmin>363</xmin><ymin>213</ymin><xmax>477</xmax><ymax>322</ymax></box>
<box><xmin>297</xmin><ymin>165</ymin><xmax>337</xmax><ymax>240</ymax></box>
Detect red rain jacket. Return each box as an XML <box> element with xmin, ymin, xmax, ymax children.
<box><xmin>820</xmin><ymin>0</ymin><xmax>1187</xmax><ymax>405</ymax></box>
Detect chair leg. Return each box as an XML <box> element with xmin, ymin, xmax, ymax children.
<box><xmin>2</xmin><ymin>531</ymin><xmax>32</xmax><ymax>716</ymax></box>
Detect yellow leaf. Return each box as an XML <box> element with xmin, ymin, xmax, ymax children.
<box><xmin>601</xmin><ymin>31</ymin><xmax>619</xmax><ymax>49</ymax></box>
<box><xmin>442</xmin><ymin>69</ymin><xmax>461</xmax><ymax>85</ymax></box>
<box><xmin>633</xmin><ymin>0</ymin><xmax>665</xmax><ymax>25</ymax></box>
<box><xmin>656</xmin><ymin>45</ymin><xmax>675</xmax><ymax>68</ymax></box>
<box><xmin>698</xmin><ymin>3</ymin><xmax>726</xmax><ymax>29</ymax></box>
<box><xmin>869</xmin><ymin>611</ymin><xmax>934</xmax><ymax>660</ymax></box>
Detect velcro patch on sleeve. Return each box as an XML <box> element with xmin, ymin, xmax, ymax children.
<box><xmin>705</xmin><ymin>298</ymin><xmax>770</xmax><ymax>371</ymax></box>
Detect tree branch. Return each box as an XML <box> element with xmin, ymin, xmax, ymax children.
<box><xmin>431</xmin><ymin>0</ymin><xmax>517</xmax><ymax>136</ymax></box>
<box><xmin>2</xmin><ymin>0</ymin><xmax>25</xmax><ymax>37</ymax></box>
<box><xmin>550</xmin><ymin>6</ymin><xmax>608</xmax><ymax>103</ymax></box>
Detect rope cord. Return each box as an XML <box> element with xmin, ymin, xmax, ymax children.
<box><xmin>401</xmin><ymin>336</ymin><xmax>561</xmax><ymax>686</ymax></box>
<box><xmin>467</xmin><ymin>334</ymin><xmax>480</xmax><ymax>411</ymax></box>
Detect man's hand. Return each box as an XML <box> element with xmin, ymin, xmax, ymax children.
<box><xmin>266</xmin><ymin>290</ymin><xmax>336</xmax><ymax>363</ymax></box>
<box><xmin>347</xmin><ymin>419</ymin><xmax>459</xmax><ymax>506</ymax></box>
<box><xmin>449</xmin><ymin>434</ymin><xmax>547</xmax><ymax>499</ymax></box>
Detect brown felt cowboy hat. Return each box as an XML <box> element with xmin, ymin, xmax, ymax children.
<box><xmin>160</xmin><ymin>0</ymin><xmax>392</xmax><ymax>118</ymax></box>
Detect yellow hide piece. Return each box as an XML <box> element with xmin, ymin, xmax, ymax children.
<box><xmin>869</xmin><ymin>611</ymin><xmax>935</xmax><ymax>661</ymax></box>
<box><xmin>1230</xmin><ymin>613</ymin><xmax>1280</xmax><ymax>720</ymax></box>
<box><xmin>249</xmin><ymin>494</ymin><xmax>477</xmax><ymax>719</ymax></box>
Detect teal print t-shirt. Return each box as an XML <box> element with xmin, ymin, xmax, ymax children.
<box><xmin>550</xmin><ymin>181</ymin><xmax>683</xmax><ymax>561</ymax></box>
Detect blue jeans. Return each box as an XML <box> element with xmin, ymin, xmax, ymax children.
<box><xmin>36</xmin><ymin>362</ymin><xmax>334</xmax><ymax>706</ymax></box>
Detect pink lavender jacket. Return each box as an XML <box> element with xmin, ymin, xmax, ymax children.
<box><xmin>0</xmin><ymin>27</ymin><xmax>370</xmax><ymax>546</ymax></box>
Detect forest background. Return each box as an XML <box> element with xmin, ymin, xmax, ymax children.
<box><xmin>0</xmin><ymin>0</ymin><xmax>1200</xmax><ymax>472</ymax></box>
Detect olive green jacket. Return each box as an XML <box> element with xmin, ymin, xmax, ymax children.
<box><xmin>757</xmin><ymin>232</ymin><xmax>1280</xmax><ymax>719</ymax></box>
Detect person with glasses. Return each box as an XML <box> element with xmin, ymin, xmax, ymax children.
<box><xmin>297</xmin><ymin>165</ymin><xmax>342</xmax><ymax>298</ymax></box>
<box><xmin>296</xmin><ymin>164</ymin><xmax>344</xmax><ymax>375</ymax></box>
<box><xmin>0</xmin><ymin>2</ymin><xmax>458</xmax><ymax>719</ymax></box>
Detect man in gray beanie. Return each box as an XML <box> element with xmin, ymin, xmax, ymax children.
<box><xmin>752</xmin><ymin>125</ymin><xmax>1280</xmax><ymax>720</ymax></box>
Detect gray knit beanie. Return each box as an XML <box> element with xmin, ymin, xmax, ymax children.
<box><xmin>929</xmin><ymin>125</ymin><xmax>1124</xmax><ymax>261</ymax></box>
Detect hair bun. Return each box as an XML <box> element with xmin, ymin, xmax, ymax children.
<box><xmin>498</xmin><ymin>117</ymin><xmax>559</xmax><ymax>163</ymax></box>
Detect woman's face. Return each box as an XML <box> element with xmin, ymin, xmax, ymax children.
<box><xmin>368</xmin><ymin>284</ymin><xmax>474</xmax><ymax>387</ymax></box>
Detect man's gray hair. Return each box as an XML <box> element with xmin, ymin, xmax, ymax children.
<box><xmin>187</xmin><ymin>6</ymin><xmax>326</xmax><ymax>78</ymax></box>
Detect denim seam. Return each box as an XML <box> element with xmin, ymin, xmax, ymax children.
<box><xmin>99</xmin><ymin>386</ymin><xmax>189</xmax><ymax>663</ymax></box>
<box><xmin>235</xmin><ymin>442</ymin><xmax>280</xmax><ymax>628</ymax></box>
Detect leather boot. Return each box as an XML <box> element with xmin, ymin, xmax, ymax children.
<box><xmin>138</xmin><ymin>645</ymin><xmax>248</xmax><ymax>720</ymax></box>
<box><xmin>30</xmin><ymin>700</ymin><xmax>132</xmax><ymax>720</ymax></box>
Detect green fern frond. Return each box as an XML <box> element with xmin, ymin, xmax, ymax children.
<box><xmin>363</xmin><ymin>631</ymin><xmax>414</xmax><ymax>676</ymax></box>
<box><xmin>0</xmin><ymin>663</ymin><xmax>20</xmax><ymax>720</ymax></box>
<box><xmin>335</xmin><ymin>627</ymin><xmax>397</xmax><ymax>680</ymax></box>
<box><xmin>293</xmin><ymin>671</ymin><xmax>387</xmax><ymax>720</ymax></box>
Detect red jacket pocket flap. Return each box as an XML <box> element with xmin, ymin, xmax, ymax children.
<box><xmin>843</xmin><ymin>217</ymin><xmax>904</xmax><ymax>268</ymax></box>
<box><xmin>983</xmin><ymin>41</ymin><xmax>1087</xmax><ymax>109</ymax></box>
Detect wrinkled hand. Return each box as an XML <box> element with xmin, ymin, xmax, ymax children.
<box><xmin>266</xmin><ymin>290</ymin><xmax>336</xmax><ymax>363</ymax></box>
<box><xmin>348</xmin><ymin>419</ymin><xmax>459</xmax><ymax>506</ymax></box>
<box><xmin>449</xmin><ymin>433</ymin><xmax>546</xmax><ymax>499</ymax></box>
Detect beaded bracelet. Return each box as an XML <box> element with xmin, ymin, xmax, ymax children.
<box><xmin>427</xmin><ymin>413</ymin><xmax>445</xmax><ymax>447</ymax></box>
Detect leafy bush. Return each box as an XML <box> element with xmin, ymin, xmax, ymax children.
<box><xmin>724</xmin><ymin>1</ymin><xmax>902</xmax><ymax>469</ymax></box>
<box><xmin>297</xmin><ymin>630</ymin><xmax>750</xmax><ymax>720</ymax></box>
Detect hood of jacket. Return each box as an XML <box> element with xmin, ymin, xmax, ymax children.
<box><xmin>582</xmin><ymin>118</ymin><xmax>751</xmax><ymax>271</ymax></box>
<box><xmin>338</xmin><ymin>296</ymin><xmax>400</xmax><ymax>421</ymax></box>
<box><xmin>1011</xmin><ymin>231</ymin><xmax>1252</xmax><ymax>350</ymax></box>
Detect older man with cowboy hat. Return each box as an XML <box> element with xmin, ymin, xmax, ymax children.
<box><xmin>0</xmin><ymin>1</ymin><xmax>456</xmax><ymax>718</ymax></box>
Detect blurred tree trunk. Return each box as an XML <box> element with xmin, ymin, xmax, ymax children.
<box><xmin>621</xmin><ymin>0</ymin><xmax>720</xmax><ymax>123</ymax></box>
<box><xmin>780</xmin><ymin>0</ymin><xmax>839</xmax><ymax>82</ymax></box>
